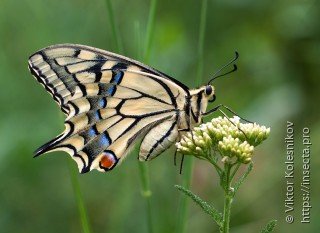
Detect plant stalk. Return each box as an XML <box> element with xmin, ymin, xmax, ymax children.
<box><xmin>196</xmin><ymin>0</ymin><xmax>207</xmax><ymax>85</ymax></box>
<box><xmin>222</xmin><ymin>164</ymin><xmax>232</xmax><ymax>233</ymax></box>
<box><xmin>105</xmin><ymin>0</ymin><xmax>123</xmax><ymax>54</ymax></box>
<box><xmin>138</xmin><ymin>163</ymin><xmax>153</xmax><ymax>233</ymax></box>
<box><xmin>176</xmin><ymin>158</ymin><xmax>194</xmax><ymax>233</ymax></box>
<box><xmin>59</xmin><ymin>111</ymin><xmax>91</xmax><ymax>233</ymax></box>
<box><xmin>143</xmin><ymin>0</ymin><xmax>157</xmax><ymax>63</ymax></box>
<box><xmin>176</xmin><ymin>1</ymin><xmax>207</xmax><ymax>232</ymax></box>
<box><xmin>136</xmin><ymin>1</ymin><xmax>158</xmax><ymax>232</ymax></box>
<box><xmin>68</xmin><ymin>159</ymin><xmax>91</xmax><ymax>233</ymax></box>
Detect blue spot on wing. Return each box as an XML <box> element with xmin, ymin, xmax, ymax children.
<box><xmin>100</xmin><ymin>98</ymin><xmax>106</xmax><ymax>108</ymax></box>
<box><xmin>107</xmin><ymin>86</ymin><xmax>116</xmax><ymax>96</ymax></box>
<box><xmin>89</xmin><ymin>127</ymin><xmax>98</xmax><ymax>137</ymax></box>
<box><xmin>100</xmin><ymin>133</ymin><xmax>111</xmax><ymax>147</ymax></box>
<box><xmin>113</xmin><ymin>71</ymin><xmax>123</xmax><ymax>84</ymax></box>
<box><xmin>95</xmin><ymin>111</ymin><xmax>102</xmax><ymax>120</ymax></box>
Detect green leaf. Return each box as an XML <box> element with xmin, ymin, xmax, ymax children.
<box><xmin>175</xmin><ymin>185</ymin><xmax>223</xmax><ymax>227</ymax></box>
<box><xmin>234</xmin><ymin>162</ymin><xmax>253</xmax><ymax>193</ymax></box>
<box><xmin>260</xmin><ymin>220</ymin><xmax>277</xmax><ymax>233</ymax></box>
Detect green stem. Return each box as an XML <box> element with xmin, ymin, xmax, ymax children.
<box><xmin>143</xmin><ymin>0</ymin><xmax>157</xmax><ymax>63</ymax></box>
<box><xmin>136</xmin><ymin>1</ymin><xmax>158</xmax><ymax>232</ymax></box>
<box><xmin>138</xmin><ymin>163</ymin><xmax>153</xmax><ymax>233</ymax></box>
<box><xmin>176</xmin><ymin>1</ymin><xmax>207</xmax><ymax>233</ymax></box>
<box><xmin>105</xmin><ymin>1</ymin><xmax>154</xmax><ymax>231</ymax></box>
<box><xmin>176</xmin><ymin>158</ymin><xmax>194</xmax><ymax>233</ymax></box>
<box><xmin>58</xmin><ymin>112</ymin><xmax>91</xmax><ymax>233</ymax></box>
<box><xmin>134</xmin><ymin>21</ymin><xmax>142</xmax><ymax>61</ymax></box>
<box><xmin>230</xmin><ymin>163</ymin><xmax>241</xmax><ymax>182</ymax></box>
<box><xmin>196</xmin><ymin>0</ymin><xmax>207</xmax><ymax>85</ymax></box>
<box><xmin>67</xmin><ymin>159</ymin><xmax>91</xmax><ymax>233</ymax></box>
<box><xmin>105</xmin><ymin>0</ymin><xmax>123</xmax><ymax>54</ymax></box>
<box><xmin>222</xmin><ymin>164</ymin><xmax>232</xmax><ymax>233</ymax></box>
<box><xmin>223</xmin><ymin>194</ymin><xmax>232</xmax><ymax>233</ymax></box>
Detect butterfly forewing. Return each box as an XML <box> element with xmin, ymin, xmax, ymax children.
<box><xmin>28</xmin><ymin>44</ymin><xmax>196</xmax><ymax>173</ymax></box>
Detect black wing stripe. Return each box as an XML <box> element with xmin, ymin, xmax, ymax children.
<box><xmin>191</xmin><ymin>91</ymin><xmax>203</xmax><ymax>123</ymax></box>
<box><xmin>127</xmin><ymin>116</ymin><xmax>173</xmax><ymax>150</ymax></box>
<box><xmin>145</xmin><ymin>120</ymin><xmax>177</xmax><ymax>161</ymax></box>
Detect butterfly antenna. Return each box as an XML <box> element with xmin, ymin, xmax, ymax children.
<box><xmin>208</xmin><ymin>51</ymin><xmax>239</xmax><ymax>85</ymax></box>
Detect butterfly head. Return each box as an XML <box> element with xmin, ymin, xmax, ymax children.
<box><xmin>205</xmin><ymin>85</ymin><xmax>216</xmax><ymax>102</ymax></box>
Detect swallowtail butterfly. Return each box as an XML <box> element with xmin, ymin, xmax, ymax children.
<box><xmin>28</xmin><ymin>44</ymin><xmax>237</xmax><ymax>173</ymax></box>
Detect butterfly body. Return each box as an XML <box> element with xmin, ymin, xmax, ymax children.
<box><xmin>28</xmin><ymin>44</ymin><xmax>215</xmax><ymax>173</ymax></box>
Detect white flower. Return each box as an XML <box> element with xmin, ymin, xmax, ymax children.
<box><xmin>176</xmin><ymin>116</ymin><xmax>270</xmax><ymax>164</ymax></box>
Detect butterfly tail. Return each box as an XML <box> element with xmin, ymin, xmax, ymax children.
<box><xmin>33</xmin><ymin>133</ymin><xmax>65</xmax><ymax>157</ymax></box>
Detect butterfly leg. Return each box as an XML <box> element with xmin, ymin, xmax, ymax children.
<box><xmin>203</xmin><ymin>104</ymin><xmax>253</xmax><ymax>138</ymax></box>
<box><xmin>175</xmin><ymin>127</ymin><xmax>189</xmax><ymax>166</ymax></box>
<box><xmin>203</xmin><ymin>104</ymin><xmax>254</xmax><ymax>123</ymax></box>
<box><xmin>173</xmin><ymin>151</ymin><xmax>185</xmax><ymax>174</ymax></box>
<box><xmin>175</xmin><ymin>111</ymin><xmax>194</xmax><ymax>173</ymax></box>
<box><xmin>179</xmin><ymin>154</ymin><xmax>185</xmax><ymax>174</ymax></box>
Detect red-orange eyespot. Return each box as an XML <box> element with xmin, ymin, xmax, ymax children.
<box><xmin>99</xmin><ymin>150</ymin><xmax>118</xmax><ymax>170</ymax></box>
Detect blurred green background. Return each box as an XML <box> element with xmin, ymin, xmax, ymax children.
<box><xmin>0</xmin><ymin>0</ymin><xmax>319</xmax><ymax>232</ymax></box>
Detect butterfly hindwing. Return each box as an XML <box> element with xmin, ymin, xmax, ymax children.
<box><xmin>139</xmin><ymin>116</ymin><xmax>179</xmax><ymax>161</ymax></box>
<box><xmin>28</xmin><ymin>44</ymin><xmax>191</xmax><ymax>173</ymax></box>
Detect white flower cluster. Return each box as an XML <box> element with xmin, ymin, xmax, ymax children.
<box><xmin>218</xmin><ymin>136</ymin><xmax>254</xmax><ymax>164</ymax></box>
<box><xmin>176</xmin><ymin>116</ymin><xmax>270</xmax><ymax>164</ymax></box>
